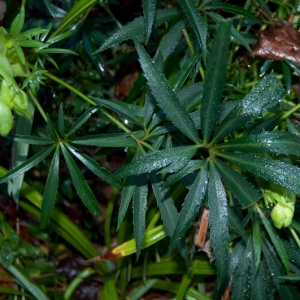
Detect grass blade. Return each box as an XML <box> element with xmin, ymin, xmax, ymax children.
<box><xmin>142</xmin><ymin>0</ymin><xmax>156</xmax><ymax>42</ymax></box>
<box><xmin>135</xmin><ymin>39</ymin><xmax>200</xmax><ymax>143</ymax></box>
<box><xmin>201</xmin><ymin>19</ymin><xmax>231</xmax><ymax>142</ymax></box>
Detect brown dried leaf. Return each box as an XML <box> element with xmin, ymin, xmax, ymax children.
<box><xmin>253</xmin><ymin>20</ymin><xmax>300</xmax><ymax>65</ymax></box>
<box><xmin>194</xmin><ymin>207</ymin><xmax>209</xmax><ymax>248</ymax></box>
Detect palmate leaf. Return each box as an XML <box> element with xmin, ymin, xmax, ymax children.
<box><xmin>214</xmin><ymin>158</ymin><xmax>261</xmax><ymax>208</ymax></box>
<box><xmin>262</xmin><ymin>239</ymin><xmax>299</xmax><ymax>299</ymax></box>
<box><xmin>176</xmin><ymin>0</ymin><xmax>206</xmax><ymax>54</ymax></box>
<box><xmin>0</xmin><ymin>145</ymin><xmax>56</xmax><ymax>184</ymax></box>
<box><xmin>142</xmin><ymin>0</ymin><xmax>156</xmax><ymax>42</ymax></box>
<box><xmin>112</xmin><ymin>146</ymin><xmax>198</xmax><ymax>179</ymax></box>
<box><xmin>134</xmin><ymin>40</ymin><xmax>200</xmax><ymax>143</ymax></box>
<box><xmin>217</xmin><ymin>131</ymin><xmax>300</xmax><ymax>155</ymax></box>
<box><xmin>257</xmin><ymin>207</ymin><xmax>289</xmax><ymax>272</ymax></box>
<box><xmin>60</xmin><ymin>144</ymin><xmax>101</xmax><ymax>217</ymax></box>
<box><xmin>91</xmin><ymin>98</ymin><xmax>143</xmax><ymax>127</ymax></box>
<box><xmin>201</xmin><ymin>19</ymin><xmax>231</xmax><ymax>142</ymax></box>
<box><xmin>218</xmin><ymin>152</ymin><xmax>300</xmax><ymax>194</ymax></box>
<box><xmin>208</xmin><ymin>162</ymin><xmax>229</xmax><ymax>289</ymax></box>
<box><xmin>40</xmin><ymin>146</ymin><xmax>60</xmax><ymax>229</ymax></box>
<box><xmin>212</xmin><ymin>73</ymin><xmax>285</xmax><ymax>144</ymax></box>
<box><xmin>65</xmin><ymin>144</ymin><xmax>123</xmax><ymax>189</ymax></box>
<box><xmin>168</xmin><ymin>162</ymin><xmax>208</xmax><ymax>254</ymax></box>
<box><xmin>133</xmin><ymin>173</ymin><xmax>148</xmax><ymax>259</ymax></box>
<box><xmin>95</xmin><ymin>8</ymin><xmax>183</xmax><ymax>53</ymax></box>
<box><xmin>70</xmin><ymin>133</ymin><xmax>137</xmax><ymax>148</ymax></box>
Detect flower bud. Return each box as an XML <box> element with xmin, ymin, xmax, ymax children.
<box><xmin>0</xmin><ymin>100</ymin><xmax>13</xmax><ymax>137</ymax></box>
<box><xmin>271</xmin><ymin>203</ymin><xmax>294</xmax><ymax>229</ymax></box>
<box><xmin>0</xmin><ymin>79</ymin><xmax>13</xmax><ymax>109</ymax></box>
<box><xmin>12</xmin><ymin>89</ymin><xmax>32</xmax><ymax>119</ymax></box>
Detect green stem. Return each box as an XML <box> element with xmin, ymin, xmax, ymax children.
<box><xmin>27</xmin><ymin>89</ymin><xmax>47</xmax><ymax>122</ymax></box>
<box><xmin>289</xmin><ymin>226</ymin><xmax>300</xmax><ymax>248</ymax></box>
<box><xmin>280</xmin><ymin>102</ymin><xmax>300</xmax><ymax>121</ymax></box>
<box><xmin>182</xmin><ymin>29</ymin><xmax>194</xmax><ymax>55</ymax></box>
<box><xmin>44</xmin><ymin>72</ymin><xmax>131</xmax><ymax>133</ymax></box>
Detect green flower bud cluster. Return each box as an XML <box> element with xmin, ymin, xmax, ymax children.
<box><xmin>0</xmin><ymin>28</ymin><xmax>31</xmax><ymax>137</ymax></box>
<box><xmin>262</xmin><ymin>183</ymin><xmax>296</xmax><ymax>229</ymax></box>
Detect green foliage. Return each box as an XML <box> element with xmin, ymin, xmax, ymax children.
<box><xmin>1</xmin><ymin>0</ymin><xmax>300</xmax><ymax>298</ymax></box>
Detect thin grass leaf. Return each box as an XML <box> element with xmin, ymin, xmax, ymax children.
<box><xmin>46</xmin><ymin>115</ymin><xmax>59</xmax><ymax>140</ymax></box>
<box><xmin>46</xmin><ymin>30</ymin><xmax>75</xmax><ymax>45</ymax></box>
<box><xmin>257</xmin><ymin>207</ymin><xmax>289</xmax><ymax>272</ymax></box>
<box><xmin>10</xmin><ymin>6</ymin><xmax>25</xmax><ymax>36</ymax></box>
<box><xmin>36</xmin><ymin>48</ymin><xmax>78</xmax><ymax>55</ymax></box>
<box><xmin>91</xmin><ymin>98</ymin><xmax>143</xmax><ymax>127</ymax></box>
<box><xmin>70</xmin><ymin>133</ymin><xmax>137</xmax><ymax>148</ymax></box>
<box><xmin>262</xmin><ymin>239</ymin><xmax>299</xmax><ymax>299</ymax></box>
<box><xmin>172</xmin><ymin>50</ymin><xmax>201</xmax><ymax>93</ymax></box>
<box><xmin>60</xmin><ymin>144</ymin><xmax>101</xmax><ymax>217</ymax></box>
<box><xmin>208</xmin><ymin>162</ymin><xmax>229</xmax><ymax>289</ymax></box>
<box><xmin>133</xmin><ymin>173</ymin><xmax>148</xmax><ymax>259</ymax></box>
<box><xmin>43</xmin><ymin>0</ymin><xmax>54</xmax><ymax>17</ymax></box>
<box><xmin>67</xmin><ymin>106</ymin><xmax>100</xmax><ymax>137</ymax></box>
<box><xmin>177</xmin><ymin>0</ymin><xmax>206</xmax><ymax>53</ymax></box>
<box><xmin>168</xmin><ymin>163</ymin><xmax>208</xmax><ymax>254</ymax></box>
<box><xmin>40</xmin><ymin>146</ymin><xmax>60</xmax><ymax>229</ymax></box>
<box><xmin>227</xmin><ymin>206</ymin><xmax>247</xmax><ymax>240</ymax></box>
<box><xmin>144</xmin><ymin>88</ymin><xmax>156</xmax><ymax>126</ymax></box>
<box><xmin>214</xmin><ymin>158</ymin><xmax>261</xmax><ymax>208</ymax></box>
<box><xmin>135</xmin><ymin>40</ymin><xmax>200</xmax><ymax>143</ymax></box>
<box><xmin>18</xmin><ymin>28</ymin><xmax>48</xmax><ymax>40</ymax></box>
<box><xmin>6</xmin><ymin>264</ymin><xmax>49</xmax><ymax>300</ymax></box>
<box><xmin>217</xmin><ymin>152</ymin><xmax>300</xmax><ymax>195</ymax></box>
<box><xmin>128</xmin><ymin>279</ymin><xmax>159</xmax><ymax>300</ymax></box>
<box><xmin>208</xmin><ymin>12</ymin><xmax>253</xmax><ymax>54</ymax></box>
<box><xmin>256</xmin><ymin>0</ymin><xmax>273</xmax><ymax>21</ymax></box>
<box><xmin>0</xmin><ymin>145</ymin><xmax>55</xmax><ymax>184</ymax></box>
<box><xmin>142</xmin><ymin>0</ymin><xmax>156</xmax><ymax>42</ymax></box>
<box><xmin>217</xmin><ymin>131</ymin><xmax>300</xmax><ymax>155</ymax></box>
<box><xmin>9</xmin><ymin>135</ymin><xmax>52</xmax><ymax>145</ymax></box>
<box><xmin>212</xmin><ymin>73</ymin><xmax>285</xmax><ymax>144</ymax></box>
<box><xmin>66</xmin><ymin>144</ymin><xmax>123</xmax><ymax>189</ymax></box>
<box><xmin>159</xmin><ymin>19</ymin><xmax>187</xmax><ymax>61</ymax></box>
<box><xmin>14</xmin><ymin>44</ymin><xmax>25</xmax><ymax>65</ymax></box>
<box><xmin>201</xmin><ymin>19</ymin><xmax>231</xmax><ymax>142</ymax></box>
<box><xmin>58</xmin><ymin>104</ymin><xmax>66</xmax><ymax>136</ymax></box>
<box><xmin>164</xmin><ymin>160</ymin><xmax>205</xmax><ymax>188</ymax></box>
<box><xmin>17</xmin><ymin>40</ymin><xmax>45</xmax><ymax>48</ymax></box>
<box><xmin>178</xmin><ymin>82</ymin><xmax>203</xmax><ymax>112</ymax></box>
<box><xmin>95</xmin><ymin>8</ymin><xmax>182</xmax><ymax>53</ymax></box>
<box><xmin>207</xmin><ymin>3</ymin><xmax>261</xmax><ymax>24</ymax></box>
<box><xmin>112</xmin><ymin>146</ymin><xmax>197</xmax><ymax>179</ymax></box>
<box><xmin>279</xmin><ymin>274</ymin><xmax>300</xmax><ymax>281</ymax></box>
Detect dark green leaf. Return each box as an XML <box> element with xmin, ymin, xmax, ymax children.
<box><xmin>159</xmin><ymin>19</ymin><xmax>187</xmax><ymax>61</ymax></box>
<box><xmin>133</xmin><ymin>173</ymin><xmax>148</xmax><ymax>259</ymax></box>
<box><xmin>96</xmin><ymin>8</ymin><xmax>183</xmax><ymax>53</ymax></box>
<box><xmin>142</xmin><ymin>0</ymin><xmax>156</xmax><ymax>42</ymax></box>
<box><xmin>214</xmin><ymin>158</ymin><xmax>261</xmax><ymax>208</ymax></box>
<box><xmin>40</xmin><ymin>146</ymin><xmax>60</xmax><ymax>229</ymax></box>
<box><xmin>58</xmin><ymin>104</ymin><xmax>66</xmax><ymax>137</ymax></box>
<box><xmin>172</xmin><ymin>50</ymin><xmax>201</xmax><ymax>93</ymax></box>
<box><xmin>257</xmin><ymin>207</ymin><xmax>289</xmax><ymax>272</ymax></box>
<box><xmin>208</xmin><ymin>162</ymin><xmax>229</xmax><ymax>289</ymax></box>
<box><xmin>46</xmin><ymin>116</ymin><xmax>59</xmax><ymax>141</ymax></box>
<box><xmin>217</xmin><ymin>131</ymin><xmax>300</xmax><ymax>155</ymax></box>
<box><xmin>207</xmin><ymin>3</ymin><xmax>261</xmax><ymax>24</ymax></box>
<box><xmin>227</xmin><ymin>206</ymin><xmax>247</xmax><ymax>240</ymax></box>
<box><xmin>252</xmin><ymin>212</ymin><xmax>261</xmax><ymax>273</ymax></box>
<box><xmin>250</xmin><ymin>114</ymin><xmax>282</xmax><ymax>134</ymax></box>
<box><xmin>287</xmin><ymin>118</ymin><xmax>300</xmax><ymax>137</ymax></box>
<box><xmin>60</xmin><ymin>144</ymin><xmax>101</xmax><ymax>217</ymax></box>
<box><xmin>208</xmin><ymin>12</ymin><xmax>253</xmax><ymax>54</ymax></box>
<box><xmin>67</xmin><ymin>106</ymin><xmax>100</xmax><ymax>137</ymax></box>
<box><xmin>262</xmin><ymin>239</ymin><xmax>299</xmax><ymax>299</ymax></box>
<box><xmin>201</xmin><ymin>19</ymin><xmax>231</xmax><ymax>142</ymax></box>
<box><xmin>231</xmin><ymin>237</ymin><xmax>252</xmax><ymax>300</ymax></box>
<box><xmin>9</xmin><ymin>134</ymin><xmax>52</xmax><ymax>145</ymax></box>
<box><xmin>168</xmin><ymin>163</ymin><xmax>208</xmax><ymax>254</ymax></box>
<box><xmin>91</xmin><ymin>98</ymin><xmax>143</xmax><ymax>127</ymax></box>
<box><xmin>285</xmin><ymin>59</ymin><xmax>300</xmax><ymax>76</ymax></box>
<box><xmin>164</xmin><ymin>160</ymin><xmax>205</xmax><ymax>188</ymax></box>
<box><xmin>112</xmin><ymin>146</ymin><xmax>197</xmax><ymax>179</ymax></box>
<box><xmin>256</xmin><ymin>0</ymin><xmax>273</xmax><ymax>21</ymax></box>
<box><xmin>65</xmin><ymin>144</ymin><xmax>123</xmax><ymax>189</ymax></box>
<box><xmin>212</xmin><ymin>73</ymin><xmax>285</xmax><ymax>144</ymax></box>
<box><xmin>178</xmin><ymin>82</ymin><xmax>203</xmax><ymax>112</ymax></box>
<box><xmin>217</xmin><ymin>152</ymin><xmax>300</xmax><ymax>194</ymax></box>
<box><xmin>134</xmin><ymin>40</ymin><xmax>200</xmax><ymax>143</ymax></box>
<box><xmin>70</xmin><ymin>133</ymin><xmax>137</xmax><ymax>148</ymax></box>
<box><xmin>282</xmin><ymin>61</ymin><xmax>291</xmax><ymax>94</ymax></box>
<box><xmin>43</xmin><ymin>0</ymin><xmax>54</xmax><ymax>16</ymax></box>
<box><xmin>282</xmin><ymin>240</ymin><xmax>300</xmax><ymax>269</ymax></box>
<box><xmin>144</xmin><ymin>88</ymin><xmax>156</xmax><ymax>126</ymax></box>
<box><xmin>177</xmin><ymin>0</ymin><xmax>206</xmax><ymax>53</ymax></box>
<box><xmin>279</xmin><ymin>274</ymin><xmax>300</xmax><ymax>281</ymax></box>
<box><xmin>0</xmin><ymin>145</ymin><xmax>55</xmax><ymax>184</ymax></box>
